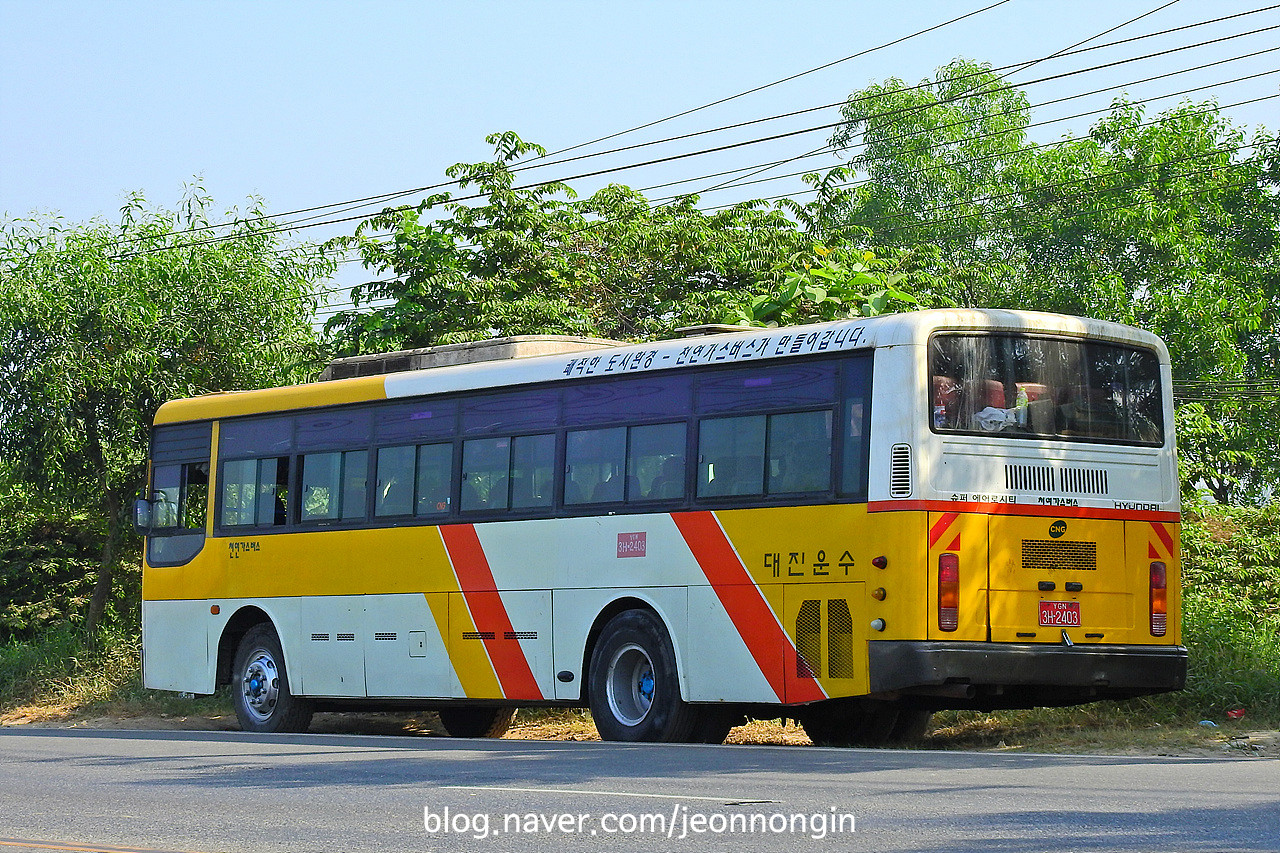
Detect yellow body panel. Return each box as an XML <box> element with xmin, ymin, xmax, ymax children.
<box><xmin>714</xmin><ymin>504</ymin><xmax>928</xmax><ymax>643</ymax></box>
<box><xmin>445</xmin><ymin>592</ymin><xmax>504</xmax><ymax>698</ymax></box>
<box><xmin>154</xmin><ymin>376</ymin><xmax>387</xmax><ymax>425</ymax></box>
<box><xmin>927</xmin><ymin>512</ymin><xmax>990</xmax><ymax>642</ymax></box>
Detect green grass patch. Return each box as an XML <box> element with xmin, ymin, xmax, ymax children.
<box><xmin>0</xmin><ymin>624</ymin><xmax>228</xmax><ymax>719</ymax></box>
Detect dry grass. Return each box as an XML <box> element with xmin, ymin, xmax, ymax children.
<box><xmin>8</xmin><ymin>702</ymin><xmax>1273</xmax><ymax>757</ymax></box>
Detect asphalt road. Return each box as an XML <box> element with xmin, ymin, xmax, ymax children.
<box><xmin>0</xmin><ymin>728</ymin><xmax>1276</xmax><ymax>853</ymax></box>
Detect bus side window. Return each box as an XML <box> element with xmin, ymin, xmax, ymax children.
<box><xmin>221</xmin><ymin>456</ymin><xmax>290</xmax><ymax>528</ymax></box>
<box><xmin>565</xmin><ymin>427</ymin><xmax>626</xmax><ymax>505</ymax></box>
<box><xmin>630</xmin><ymin>422</ymin><xmax>685</xmax><ymax>501</ymax></box>
<box><xmin>415</xmin><ymin>443</ymin><xmax>452</xmax><ymax>516</ymax></box>
<box><xmin>840</xmin><ymin>356</ymin><xmax>872</xmax><ymax>498</ymax></box>
<box><xmin>698</xmin><ymin>416</ymin><xmax>765</xmax><ymax>497</ymax></box>
<box><xmin>768</xmin><ymin>411</ymin><xmax>832</xmax><ymax>494</ymax></box>
<box><xmin>375</xmin><ymin>446</ymin><xmax>416</xmax><ymax>517</ymax></box>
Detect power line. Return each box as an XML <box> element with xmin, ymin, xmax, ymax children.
<box><xmin>304</xmin><ymin>83</ymin><xmax>1280</xmax><ymax>322</ymax></box>
<box><xmin>107</xmin><ymin>16</ymin><xmax>1280</xmax><ymax>263</ymax></box>
<box><xmin>99</xmin><ymin>1</ymin><xmax>1018</xmax><ymax>254</ymax></box>
<box><xmin>537</xmin><ymin>0</ymin><xmax>1019</xmax><ymax>160</ymax></box>
<box><xmin>103</xmin><ymin>3</ymin><xmax>1280</xmax><ymax>255</ymax></box>
<box><xmin>664</xmin><ymin>53</ymin><xmax>1280</xmax><ymax>206</ymax></box>
<box><xmin>689</xmin><ymin>0</ymin><xmax>1186</xmax><ymax>200</ymax></box>
<box><xmin>283</xmin><ymin>74</ymin><xmax>1280</xmax><ymax>324</ymax></box>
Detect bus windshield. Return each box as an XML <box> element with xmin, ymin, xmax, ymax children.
<box><xmin>929</xmin><ymin>333</ymin><xmax>1163</xmax><ymax>445</ymax></box>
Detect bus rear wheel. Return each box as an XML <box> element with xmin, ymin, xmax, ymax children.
<box><xmin>887</xmin><ymin>708</ymin><xmax>933</xmax><ymax>743</ymax></box>
<box><xmin>232</xmin><ymin>624</ymin><xmax>313</xmax><ymax>734</ymax></box>
<box><xmin>588</xmin><ymin>609</ymin><xmax>700</xmax><ymax>742</ymax></box>
<box><xmin>437</xmin><ymin>707</ymin><xmax>516</xmax><ymax>738</ymax></box>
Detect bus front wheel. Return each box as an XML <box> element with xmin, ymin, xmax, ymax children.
<box><xmin>231</xmin><ymin>624</ymin><xmax>314</xmax><ymax>734</ymax></box>
<box><xmin>588</xmin><ymin>609</ymin><xmax>699</xmax><ymax>742</ymax></box>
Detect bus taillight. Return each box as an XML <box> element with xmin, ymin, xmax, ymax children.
<box><xmin>938</xmin><ymin>553</ymin><xmax>959</xmax><ymax>632</ymax></box>
<box><xmin>1150</xmin><ymin>561</ymin><xmax>1167</xmax><ymax>637</ymax></box>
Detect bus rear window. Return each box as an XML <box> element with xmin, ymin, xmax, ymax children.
<box><xmin>929</xmin><ymin>334</ymin><xmax>1163</xmax><ymax>445</ymax></box>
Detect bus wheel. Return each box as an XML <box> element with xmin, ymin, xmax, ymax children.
<box><xmin>801</xmin><ymin>699</ymin><xmax>898</xmax><ymax>747</ymax></box>
<box><xmin>887</xmin><ymin>708</ymin><xmax>933</xmax><ymax>743</ymax></box>
<box><xmin>437</xmin><ymin>707</ymin><xmax>516</xmax><ymax>738</ymax></box>
<box><xmin>588</xmin><ymin>609</ymin><xmax>699</xmax><ymax>742</ymax></box>
<box><xmin>232</xmin><ymin>624</ymin><xmax>313</xmax><ymax>734</ymax></box>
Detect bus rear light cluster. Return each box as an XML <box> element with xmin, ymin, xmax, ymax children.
<box><xmin>938</xmin><ymin>553</ymin><xmax>959</xmax><ymax>632</ymax></box>
<box><xmin>1150</xmin><ymin>560</ymin><xmax>1168</xmax><ymax>637</ymax></box>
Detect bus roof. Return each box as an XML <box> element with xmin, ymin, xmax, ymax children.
<box><xmin>153</xmin><ymin>309</ymin><xmax>1168</xmax><ymax>425</ymax></box>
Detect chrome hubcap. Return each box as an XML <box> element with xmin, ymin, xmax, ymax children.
<box><xmin>606</xmin><ymin>643</ymin><xmax>654</xmax><ymax>727</ymax></box>
<box><xmin>241</xmin><ymin>650</ymin><xmax>280</xmax><ymax>723</ymax></box>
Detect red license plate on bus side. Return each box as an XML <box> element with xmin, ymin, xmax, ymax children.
<box><xmin>1039</xmin><ymin>600</ymin><xmax>1081</xmax><ymax>627</ymax></box>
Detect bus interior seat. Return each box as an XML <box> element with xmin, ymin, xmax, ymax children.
<box><xmin>1027</xmin><ymin>398</ymin><xmax>1058</xmax><ymax>435</ymax></box>
<box><xmin>1016</xmin><ymin>382</ymin><xmax>1051</xmax><ymax>402</ymax></box>
<box><xmin>647</xmin><ymin>458</ymin><xmax>684</xmax><ymax>499</ymax></box>
<box><xmin>591</xmin><ymin>475</ymin><xmax>625</xmax><ymax>503</ymax></box>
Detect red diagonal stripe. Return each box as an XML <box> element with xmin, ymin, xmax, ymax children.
<box><xmin>439</xmin><ymin>524</ymin><xmax>543</xmax><ymax>701</ymax></box>
<box><xmin>1150</xmin><ymin>521</ymin><xmax>1175</xmax><ymax>558</ymax></box>
<box><xmin>673</xmin><ymin>511</ymin><xmax>826</xmax><ymax>704</ymax></box>
<box><xmin>929</xmin><ymin>512</ymin><xmax>960</xmax><ymax>548</ymax></box>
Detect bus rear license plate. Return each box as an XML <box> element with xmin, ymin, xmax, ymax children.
<box><xmin>1039</xmin><ymin>601</ymin><xmax>1080</xmax><ymax>627</ymax></box>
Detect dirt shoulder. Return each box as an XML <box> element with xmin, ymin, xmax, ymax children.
<box><xmin>3</xmin><ymin>706</ymin><xmax>1276</xmax><ymax>757</ymax></box>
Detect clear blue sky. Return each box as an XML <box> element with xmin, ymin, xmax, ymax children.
<box><xmin>2</xmin><ymin>0</ymin><xmax>1276</xmax><ymax>309</ymax></box>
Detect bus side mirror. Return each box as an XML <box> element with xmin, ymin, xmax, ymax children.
<box><xmin>133</xmin><ymin>498</ymin><xmax>154</xmax><ymax>535</ymax></box>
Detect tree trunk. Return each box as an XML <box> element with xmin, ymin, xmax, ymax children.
<box><xmin>85</xmin><ymin>489</ymin><xmax>122</xmax><ymax>637</ymax></box>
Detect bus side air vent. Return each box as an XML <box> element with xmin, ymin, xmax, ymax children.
<box><xmin>795</xmin><ymin>600</ymin><xmax>821</xmax><ymax>678</ymax></box>
<box><xmin>1060</xmin><ymin>466</ymin><xmax>1109</xmax><ymax>495</ymax></box>
<box><xmin>890</xmin><ymin>444</ymin><xmax>913</xmax><ymax>498</ymax></box>
<box><xmin>1005</xmin><ymin>463</ymin><xmax>1055</xmax><ymax>492</ymax></box>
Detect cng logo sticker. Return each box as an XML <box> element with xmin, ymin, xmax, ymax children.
<box><xmin>1049</xmin><ymin>520</ymin><xmax>1067</xmax><ymax>539</ymax></box>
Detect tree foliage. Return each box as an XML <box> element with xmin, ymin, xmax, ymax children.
<box><xmin>325</xmin><ymin>132</ymin><xmax>814</xmax><ymax>353</ymax></box>
<box><xmin>0</xmin><ymin>187</ymin><xmax>334</xmax><ymax>630</ymax></box>
<box><xmin>827</xmin><ymin>61</ymin><xmax>1280</xmax><ymax>500</ymax></box>
<box><xmin>722</xmin><ymin>245</ymin><xmax>921</xmax><ymax>327</ymax></box>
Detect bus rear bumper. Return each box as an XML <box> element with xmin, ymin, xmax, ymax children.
<box><xmin>868</xmin><ymin>640</ymin><xmax>1188</xmax><ymax>702</ymax></box>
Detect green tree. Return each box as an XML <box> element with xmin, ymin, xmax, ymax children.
<box><xmin>1006</xmin><ymin>101</ymin><xmax>1280</xmax><ymax>499</ymax></box>
<box><xmin>326</xmin><ymin>132</ymin><xmax>810</xmax><ymax>353</ymax></box>
<box><xmin>722</xmin><ymin>244</ymin><xmax>922</xmax><ymax>327</ymax></box>
<box><xmin>0</xmin><ymin>187</ymin><xmax>335</xmax><ymax>632</ymax></box>
<box><xmin>827</xmin><ymin>58</ymin><xmax>1032</xmax><ymax>304</ymax></box>
<box><xmin>824</xmin><ymin>56</ymin><xmax>1280</xmax><ymax>498</ymax></box>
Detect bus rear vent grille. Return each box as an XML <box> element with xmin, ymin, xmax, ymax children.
<box><xmin>1060</xmin><ymin>466</ymin><xmax>1108</xmax><ymax>495</ymax></box>
<box><xmin>889</xmin><ymin>444</ymin><xmax>912</xmax><ymax>498</ymax></box>
<box><xmin>1022</xmin><ymin>540</ymin><xmax>1098</xmax><ymax>572</ymax></box>
<box><xmin>1006</xmin><ymin>464</ymin><xmax>1054</xmax><ymax>492</ymax></box>
<box><xmin>1004</xmin><ymin>464</ymin><xmax>1109</xmax><ymax>495</ymax></box>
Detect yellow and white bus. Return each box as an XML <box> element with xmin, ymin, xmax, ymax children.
<box><xmin>136</xmin><ymin>309</ymin><xmax>1186</xmax><ymax>744</ymax></box>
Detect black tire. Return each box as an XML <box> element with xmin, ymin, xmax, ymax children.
<box><xmin>437</xmin><ymin>707</ymin><xmax>516</xmax><ymax>738</ymax></box>
<box><xmin>231</xmin><ymin>624</ymin><xmax>313</xmax><ymax>733</ymax></box>
<box><xmin>587</xmin><ymin>609</ymin><xmax>699</xmax><ymax>742</ymax></box>
<box><xmin>886</xmin><ymin>708</ymin><xmax>933</xmax><ymax>744</ymax></box>
<box><xmin>801</xmin><ymin>699</ymin><xmax>899</xmax><ymax>747</ymax></box>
